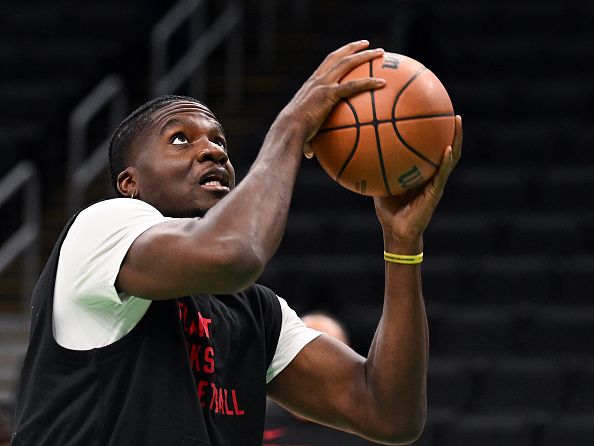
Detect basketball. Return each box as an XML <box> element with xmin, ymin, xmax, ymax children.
<box><xmin>310</xmin><ymin>52</ymin><xmax>455</xmax><ymax>196</ymax></box>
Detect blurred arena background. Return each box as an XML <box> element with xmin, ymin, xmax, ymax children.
<box><xmin>1</xmin><ymin>0</ymin><xmax>593</xmax><ymax>444</ymax></box>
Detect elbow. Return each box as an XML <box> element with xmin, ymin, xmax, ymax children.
<box><xmin>385</xmin><ymin>415</ymin><xmax>426</xmax><ymax>445</ymax></box>
<box><xmin>366</xmin><ymin>406</ymin><xmax>426</xmax><ymax>445</ymax></box>
<box><xmin>207</xmin><ymin>239</ymin><xmax>266</xmax><ymax>293</ymax></box>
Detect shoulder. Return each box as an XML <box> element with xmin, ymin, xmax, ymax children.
<box><xmin>75</xmin><ymin>198</ymin><xmax>164</xmax><ymax>225</ymax></box>
<box><xmin>65</xmin><ymin>198</ymin><xmax>170</xmax><ymax>245</ymax></box>
<box><xmin>56</xmin><ymin>199</ymin><xmax>172</xmax><ymax>302</ymax></box>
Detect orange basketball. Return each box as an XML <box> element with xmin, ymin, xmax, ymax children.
<box><xmin>310</xmin><ymin>52</ymin><xmax>455</xmax><ymax>196</ymax></box>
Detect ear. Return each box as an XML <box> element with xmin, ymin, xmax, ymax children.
<box><xmin>117</xmin><ymin>167</ymin><xmax>138</xmax><ymax>198</ymax></box>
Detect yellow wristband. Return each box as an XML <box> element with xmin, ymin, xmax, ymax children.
<box><xmin>383</xmin><ymin>251</ymin><xmax>424</xmax><ymax>264</ymax></box>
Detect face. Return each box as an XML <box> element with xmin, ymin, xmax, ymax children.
<box><xmin>125</xmin><ymin>100</ymin><xmax>236</xmax><ymax>218</ymax></box>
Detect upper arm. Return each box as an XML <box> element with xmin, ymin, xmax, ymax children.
<box><xmin>64</xmin><ymin>199</ymin><xmax>262</xmax><ymax>304</ymax></box>
<box><xmin>116</xmin><ymin>217</ymin><xmax>261</xmax><ymax>299</ymax></box>
<box><xmin>266</xmin><ymin>336</ymin><xmax>419</xmax><ymax>445</ymax></box>
<box><xmin>116</xmin><ymin>214</ymin><xmax>267</xmax><ymax>300</ymax></box>
<box><xmin>267</xmin><ymin>335</ymin><xmax>373</xmax><ymax>435</ymax></box>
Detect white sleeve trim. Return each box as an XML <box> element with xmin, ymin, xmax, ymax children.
<box><xmin>266</xmin><ymin>296</ymin><xmax>322</xmax><ymax>383</ymax></box>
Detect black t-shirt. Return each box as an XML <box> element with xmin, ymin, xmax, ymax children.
<box><xmin>12</xmin><ymin>214</ymin><xmax>283</xmax><ymax>446</ymax></box>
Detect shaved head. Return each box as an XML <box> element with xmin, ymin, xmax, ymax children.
<box><xmin>108</xmin><ymin>95</ymin><xmax>218</xmax><ymax>196</ymax></box>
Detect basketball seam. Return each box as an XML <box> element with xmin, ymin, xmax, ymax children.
<box><xmin>318</xmin><ymin>112</ymin><xmax>454</xmax><ymax>133</ymax></box>
<box><xmin>369</xmin><ymin>60</ymin><xmax>392</xmax><ymax>195</ymax></box>
<box><xmin>335</xmin><ymin>98</ymin><xmax>361</xmax><ymax>180</ymax></box>
<box><xmin>391</xmin><ymin>68</ymin><xmax>440</xmax><ymax>169</ymax></box>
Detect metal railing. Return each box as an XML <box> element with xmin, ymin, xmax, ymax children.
<box><xmin>150</xmin><ymin>0</ymin><xmax>243</xmax><ymax>106</ymax></box>
<box><xmin>68</xmin><ymin>74</ymin><xmax>128</xmax><ymax>216</ymax></box>
<box><xmin>0</xmin><ymin>162</ymin><xmax>41</xmax><ymax>304</ymax></box>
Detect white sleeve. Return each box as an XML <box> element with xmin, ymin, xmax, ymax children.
<box><xmin>266</xmin><ymin>296</ymin><xmax>322</xmax><ymax>383</ymax></box>
<box><xmin>53</xmin><ymin>198</ymin><xmax>173</xmax><ymax>350</ymax></box>
<box><xmin>56</xmin><ymin>198</ymin><xmax>173</xmax><ymax>307</ymax></box>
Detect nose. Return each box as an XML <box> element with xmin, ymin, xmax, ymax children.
<box><xmin>196</xmin><ymin>142</ymin><xmax>229</xmax><ymax>165</ymax></box>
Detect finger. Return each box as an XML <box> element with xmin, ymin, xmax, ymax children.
<box><xmin>334</xmin><ymin>77</ymin><xmax>386</xmax><ymax>99</ymax></box>
<box><xmin>325</xmin><ymin>48</ymin><xmax>385</xmax><ymax>82</ymax></box>
<box><xmin>431</xmin><ymin>145</ymin><xmax>454</xmax><ymax>193</ymax></box>
<box><xmin>316</xmin><ymin>40</ymin><xmax>371</xmax><ymax>74</ymax></box>
<box><xmin>452</xmin><ymin>115</ymin><xmax>463</xmax><ymax>166</ymax></box>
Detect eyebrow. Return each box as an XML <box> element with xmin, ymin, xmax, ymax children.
<box><xmin>158</xmin><ymin>117</ymin><xmax>225</xmax><ymax>137</ymax></box>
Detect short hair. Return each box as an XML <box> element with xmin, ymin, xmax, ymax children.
<box><xmin>108</xmin><ymin>94</ymin><xmax>205</xmax><ymax>196</ymax></box>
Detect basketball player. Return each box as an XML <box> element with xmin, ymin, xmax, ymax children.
<box><xmin>12</xmin><ymin>41</ymin><xmax>462</xmax><ymax>445</ymax></box>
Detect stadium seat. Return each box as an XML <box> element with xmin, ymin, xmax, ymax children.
<box><xmin>341</xmin><ymin>303</ymin><xmax>383</xmax><ymax>356</ymax></box>
<box><xmin>445</xmin><ymin>167</ymin><xmax>532</xmax><ymax>212</ymax></box>
<box><xmin>553</xmin><ymin>255</ymin><xmax>594</xmax><ymax>304</ymax></box>
<box><xmin>424</xmin><ymin>212</ymin><xmax>497</xmax><ymax>255</ymax></box>
<box><xmin>443</xmin><ymin>414</ymin><xmax>533</xmax><ymax>446</ymax></box>
<box><xmin>431</xmin><ymin>306</ymin><xmax>517</xmax><ymax>356</ymax></box>
<box><xmin>262</xmin><ymin>254</ymin><xmax>385</xmax><ymax>315</ymax></box>
<box><xmin>523</xmin><ymin>307</ymin><xmax>594</xmax><ymax>357</ymax></box>
<box><xmin>422</xmin><ymin>255</ymin><xmax>466</xmax><ymax>304</ymax></box>
<box><xmin>541</xmin><ymin>414</ymin><xmax>594</xmax><ymax>446</ymax></box>
<box><xmin>538</xmin><ymin>167</ymin><xmax>594</xmax><ymax>211</ymax></box>
<box><xmin>566</xmin><ymin>361</ymin><xmax>594</xmax><ymax>413</ymax></box>
<box><xmin>427</xmin><ymin>358</ymin><xmax>473</xmax><ymax>411</ymax></box>
<box><xmin>491</xmin><ymin>123</ymin><xmax>560</xmax><ymax>165</ymax></box>
<box><xmin>503</xmin><ymin>214</ymin><xmax>583</xmax><ymax>255</ymax></box>
<box><xmin>572</xmin><ymin>128</ymin><xmax>594</xmax><ymax>163</ymax></box>
<box><xmin>332</xmin><ymin>213</ymin><xmax>383</xmax><ymax>255</ymax></box>
<box><xmin>468</xmin><ymin>256</ymin><xmax>552</xmax><ymax>304</ymax></box>
<box><xmin>277</xmin><ymin>213</ymin><xmax>330</xmax><ymax>256</ymax></box>
<box><xmin>474</xmin><ymin>358</ymin><xmax>566</xmax><ymax>413</ymax></box>
<box><xmin>290</xmin><ymin>167</ymin><xmax>372</xmax><ymax>213</ymax></box>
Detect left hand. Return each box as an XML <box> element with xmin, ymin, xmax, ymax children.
<box><xmin>374</xmin><ymin>115</ymin><xmax>463</xmax><ymax>250</ymax></box>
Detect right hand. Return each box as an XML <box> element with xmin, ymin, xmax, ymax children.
<box><xmin>276</xmin><ymin>40</ymin><xmax>387</xmax><ymax>157</ymax></box>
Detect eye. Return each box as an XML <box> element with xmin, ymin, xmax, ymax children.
<box><xmin>213</xmin><ymin>138</ymin><xmax>227</xmax><ymax>149</ymax></box>
<box><xmin>170</xmin><ymin>133</ymin><xmax>189</xmax><ymax>145</ymax></box>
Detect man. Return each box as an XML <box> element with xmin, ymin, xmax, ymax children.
<box><xmin>12</xmin><ymin>41</ymin><xmax>462</xmax><ymax>445</ymax></box>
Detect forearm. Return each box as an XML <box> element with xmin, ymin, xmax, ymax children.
<box><xmin>364</xmin><ymin>236</ymin><xmax>428</xmax><ymax>441</ymax></box>
<box><xmin>199</xmin><ymin>118</ymin><xmax>304</xmax><ymax>267</ymax></box>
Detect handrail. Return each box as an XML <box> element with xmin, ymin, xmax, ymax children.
<box><xmin>68</xmin><ymin>74</ymin><xmax>128</xmax><ymax>216</ymax></box>
<box><xmin>150</xmin><ymin>0</ymin><xmax>243</xmax><ymax>106</ymax></box>
<box><xmin>0</xmin><ymin>161</ymin><xmax>41</xmax><ymax>304</ymax></box>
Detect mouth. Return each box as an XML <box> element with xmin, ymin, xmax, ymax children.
<box><xmin>196</xmin><ymin>168</ymin><xmax>231</xmax><ymax>193</ymax></box>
